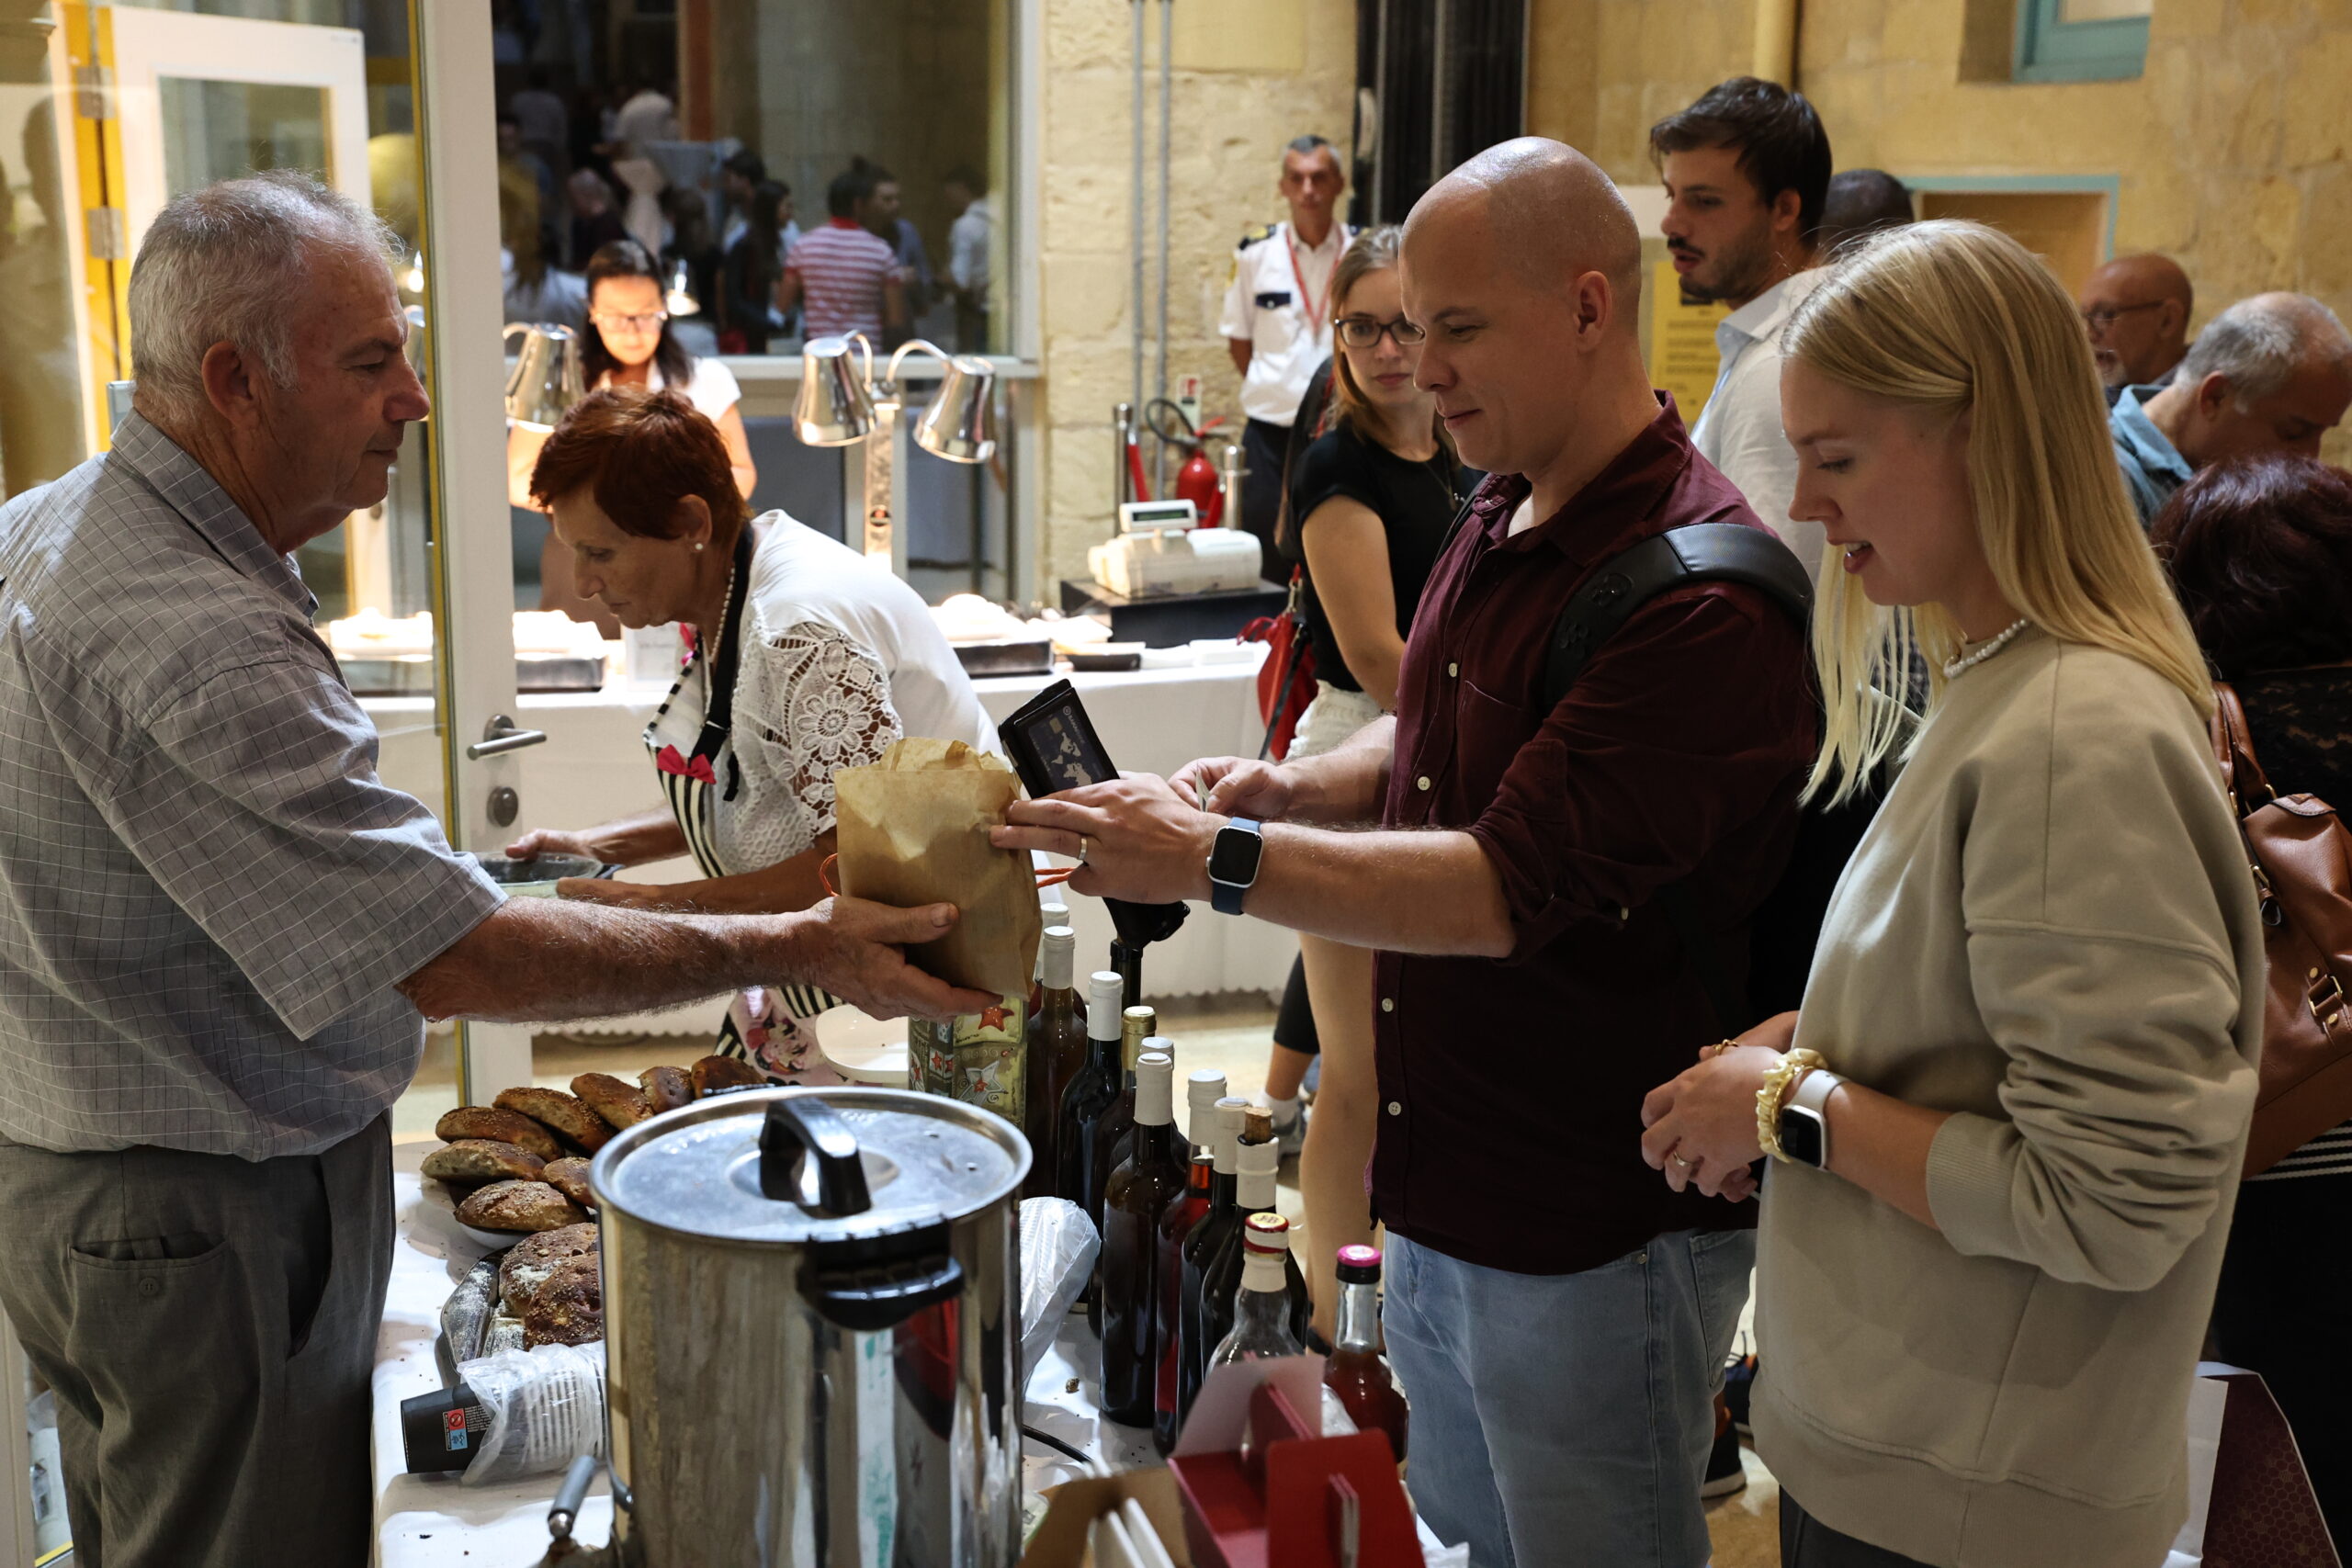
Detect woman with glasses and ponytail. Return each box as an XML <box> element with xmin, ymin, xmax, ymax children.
<box><xmin>1254</xmin><ymin>224</ymin><xmax>1480</xmax><ymax>1341</ymax></box>
<box><xmin>510</xmin><ymin>239</ymin><xmax>757</xmax><ymax>630</ymax></box>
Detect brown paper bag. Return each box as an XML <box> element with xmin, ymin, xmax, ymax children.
<box><xmin>833</xmin><ymin>738</ymin><xmax>1043</xmax><ymax>998</ymax></box>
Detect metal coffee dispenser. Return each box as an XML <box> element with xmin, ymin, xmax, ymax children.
<box><xmin>582</xmin><ymin>1087</ymin><xmax>1028</xmax><ymax>1566</ymax></box>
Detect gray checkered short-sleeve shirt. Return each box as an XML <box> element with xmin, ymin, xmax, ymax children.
<box><xmin>0</xmin><ymin>414</ymin><xmax>503</xmax><ymax>1158</ymax></box>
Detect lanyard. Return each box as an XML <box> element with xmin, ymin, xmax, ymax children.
<box><xmin>1284</xmin><ymin>222</ymin><xmax>1345</xmax><ymax>333</ymax></box>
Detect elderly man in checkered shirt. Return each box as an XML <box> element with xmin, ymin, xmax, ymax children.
<box><xmin>0</xmin><ymin>173</ymin><xmax>993</xmax><ymax>1568</ymax></box>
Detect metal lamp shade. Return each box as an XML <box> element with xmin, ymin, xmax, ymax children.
<box><xmin>911</xmin><ymin>355</ymin><xmax>997</xmax><ymax>464</ymax></box>
<box><xmin>503</xmin><ymin>322</ymin><xmax>586</xmax><ymax>432</ymax></box>
<box><xmin>795</xmin><ymin>334</ymin><xmax>877</xmax><ymax>446</ymax></box>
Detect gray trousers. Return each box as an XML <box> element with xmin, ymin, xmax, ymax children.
<box><xmin>0</xmin><ymin>1116</ymin><xmax>393</xmax><ymax>1568</ymax></box>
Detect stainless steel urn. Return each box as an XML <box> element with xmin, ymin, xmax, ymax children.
<box><xmin>589</xmin><ymin>1087</ymin><xmax>1029</xmax><ymax>1566</ymax></box>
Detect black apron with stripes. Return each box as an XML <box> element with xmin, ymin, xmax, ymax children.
<box><xmin>643</xmin><ymin>529</ymin><xmax>838</xmax><ymax>1063</ymax></box>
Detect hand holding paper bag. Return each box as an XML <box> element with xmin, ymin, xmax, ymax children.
<box><xmin>834</xmin><ymin>739</ymin><xmax>1044</xmax><ymax>1000</ymax></box>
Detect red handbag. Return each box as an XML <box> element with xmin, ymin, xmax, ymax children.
<box><xmin>1241</xmin><ymin>569</ymin><xmax>1317</xmax><ymax>761</ymax></box>
<box><xmin>2211</xmin><ymin>681</ymin><xmax>2352</xmax><ymax>1176</ymax></box>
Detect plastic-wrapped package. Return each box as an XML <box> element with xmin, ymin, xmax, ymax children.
<box><xmin>454</xmin><ymin>1340</ymin><xmax>607</xmax><ymax>1486</ymax></box>
<box><xmin>1018</xmin><ymin>1197</ymin><xmax>1098</xmax><ymax>1381</ymax></box>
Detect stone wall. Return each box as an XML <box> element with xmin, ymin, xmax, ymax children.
<box><xmin>1032</xmin><ymin>0</ymin><xmax>1356</xmax><ymax>590</ymax></box>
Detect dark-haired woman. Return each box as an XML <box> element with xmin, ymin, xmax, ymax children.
<box><xmin>2155</xmin><ymin>452</ymin><xmax>2352</xmax><ymax>1548</ymax></box>
<box><xmin>1252</xmin><ymin>225</ymin><xmax>1477</xmax><ymax>1340</ymax></box>
<box><xmin>507</xmin><ymin>388</ymin><xmax>998</xmax><ymax>1076</ymax></box>
<box><xmin>719</xmin><ymin>180</ymin><xmax>788</xmax><ymax>354</ymax></box>
<box><xmin>509</xmin><ymin>239</ymin><xmax>755</xmax><ymax>628</ymax></box>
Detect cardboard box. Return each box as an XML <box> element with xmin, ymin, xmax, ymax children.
<box><xmin>1022</xmin><ymin>1469</ymin><xmax>1191</xmax><ymax>1568</ymax></box>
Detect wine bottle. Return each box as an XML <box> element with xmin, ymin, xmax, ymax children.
<box><xmin>1177</xmin><ymin>1096</ymin><xmax>1251</xmax><ymax>1421</ymax></box>
<box><xmin>1099</xmin><ymin>1050</ymin><xmax>1189</xmax><ymax>1427</ymax></box>
<box><xmin>1057</xmin><ymin>971</ymin><xmax>1125</xmax><ymax>1216</ymax></box>
<box><xmin>1153</xmin><ymin>1067</ymin><xmax>1227</xmax><ymax>1454</ymax></box>
<box><xmin>1206</xmin><ymin>1213</ymin><xmax>1306</xmax><ymax>1368</ymax></box>
<box><xmin>1086</xmin><ymin>1005</ymin><xmax>1158</xmax><ymax>1247</ymax></box>
<box><xmin>1111</xmin><ymin>939</ymin><xmax>1142</xmax><ymax>1015</ymax></box>
<box><xmin>1323</xmin><ymin>1244</ymin><xmax>1409</xmax><ymax>1462</ymax></box>
<box><xmin>1198</xmin><ymin>1110</ymin><xmax>1311</xmax><ymax>1367</ymax></box>
<box><xmin>1022</xmin><ymin>927</ymin><xmax>1087</xmax><ymax>1201</ymax></box>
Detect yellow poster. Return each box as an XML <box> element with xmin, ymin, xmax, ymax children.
<box><xmin>1647</xmin><ymin>259</ymin><xmax>1731</xmax><ymax>423</ymax></box>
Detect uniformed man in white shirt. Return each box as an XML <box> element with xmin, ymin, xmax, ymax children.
<box><xmin>1221</xmin><ymin>134</ymin><xmax>1352</xmax><ymax>575</ymax></box>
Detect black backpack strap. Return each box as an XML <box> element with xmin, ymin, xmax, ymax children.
<box><xmin>1539</xmin><ymin>522</ymin><xmax>1814</xmax><ymax>1033</ymax></box>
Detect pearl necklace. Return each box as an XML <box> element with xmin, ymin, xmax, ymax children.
<box><xmin>1942</xmin><ymin>618</ymin><xmax>2030</xmax><ymax>680</ymax></box>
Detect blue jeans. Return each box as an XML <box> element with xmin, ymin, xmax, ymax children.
<box><xmin>1384</xmin><ymin>1228</ymin><xmax>1756</xmax><ymax>1568</ymax></box>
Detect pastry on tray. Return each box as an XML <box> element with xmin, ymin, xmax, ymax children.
<box><xmin>571</xmin><ymin>1072</ymin><xmax>654</xmax><ymax>1130</ymax></box>
<box><xmin>492</xmin><ymin>1086</ymin><xmax>613</xmax><ymax>1154</ymax></box>
<box><xmin>543</xmin><ymin>1156</ymin><xmax>595</xmax><ymax>1212</ymax></box>
<box><xmin>499</xmin><ymin>1221</ymin><xmax>599</xmax><ymax>1314</ymax></box>
<box><xmin>689</xmin><ymin>1055</ymin><xmax>764</xmax><ymax>1098</ymax></box>
<box><xmin>639</xmin><ymin>1064</ymin><xmax>692</xmax><ymax>1112</ymax></box>
<box><xmin>455</xmin><ymin>1179</ymin><xmax>588</xmax><ymax>1234</ymax></box>
<box><xmin>522</xmin><ymin>1255</ymin><xmax>604</xmax><ymax>1347</ymax></box>
<box><xmin>434</xmin><ymin>1105</ymin><xmax>562</xmax><ymax>1161</ymax></box>
<box><xmin>421</xmin><ymin>1138</ymin><xmax>545</xmax><ymax>1186</ymax></box>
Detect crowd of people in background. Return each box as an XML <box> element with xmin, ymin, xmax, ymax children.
<box><xmin>493</xmin><ymin>68</ymin><xmax>993</xmax><ymax>357</ymax></box>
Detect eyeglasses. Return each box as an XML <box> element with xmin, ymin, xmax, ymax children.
<box><xmin>2080</xmin><ymin>301</ymin><xmax>2164</xmax><ymax>334</ymax></box>
<box><xmin>592</xmin><ymin>310</ymin><xmax>669</xmax><ymax>332</ymax></box>
<box><xmin>1337</xmin><ymin>314</ymin><xmax>1427</xmax><ymax>348</ymax></box>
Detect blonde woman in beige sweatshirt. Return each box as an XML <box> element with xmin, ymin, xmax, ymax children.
<box><xmin>1637</xmin><ymin>220</ymin><xmax>2267</xmax><ymax>1568</ymax></box>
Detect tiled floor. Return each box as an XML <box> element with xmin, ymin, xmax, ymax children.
<box><xmin>426</xmin><ymin>993</ymin><xmax>1784</xmax><ymax>1564</ymax></box>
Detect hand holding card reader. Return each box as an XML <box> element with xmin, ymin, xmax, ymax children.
<box><xmin>1000</xmin><ymin>680</ymin><xmax>1189</xmax><ymax>945</ymax></box>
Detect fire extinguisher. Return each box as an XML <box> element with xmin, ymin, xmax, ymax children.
<box><xmin>1146</xmin><ymin>400</ymin><xmax>1229</xmax><ymax>527</ymax></box>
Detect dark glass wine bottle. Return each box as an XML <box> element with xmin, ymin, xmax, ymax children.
<box><xmin>1088</xmin><ymin>1005</ymin><xmax>1158</xmax><ymax>1230</ymax></box>
<box><xmin>1057</xmin><ymin>970</ymin><xmax>1125</xmax><ymax>1217</ymax></box>
<box><xmin>1152</xmin><ymin>1067</ymin><xmax>1227</xmax><ymax>1454</ymax></box>
<box><xmin>1177</xmin><ymin>1096</ymin><xmax>1250</xmax><ymax>1423</ymax></box>
<box><xmin>1022</xmin><ymin>926</ymin><xmax>1086</xmax><ymax>1201</ymax></box>
<box><xmin>1197</xmin><ymin>1110</ymin><xmax>1310</xmax><ymax>1371</ymax></box>
<box><xmin>1323</xmin><ymin>1244</ymin><xmax>1409</xmax><ymax>1462</ymax></box>
<box><xmin>1099</xmin><ymin>1050</ymin><xmax>1189</xmax><ymax>1427</ymax></box>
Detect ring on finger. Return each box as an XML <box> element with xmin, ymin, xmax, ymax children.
<box><xmin>1669</xmin><ymin>1153</ymin><xmax>1695</xmax><ymax>1171</ymax></box>
<box><xmin>1077</xmin><ymin>835</ymin><xmax>1091</xmax><ymax>865</ymax></box>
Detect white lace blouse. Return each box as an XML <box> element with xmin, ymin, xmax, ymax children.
<box><xmin>646</xmin><ymin>511</ymin><xmax>1001</xmax><ymax>876</ymax></box>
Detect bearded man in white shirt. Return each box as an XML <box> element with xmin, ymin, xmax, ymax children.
<box><xmin>1653</xmin><ymin>78</ymin><xmax>1833</xmax><ymax>580</ymax></box>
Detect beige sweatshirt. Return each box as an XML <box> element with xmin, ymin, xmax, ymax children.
<box><xmin>1754</xmin><ymin>629</ymin><xmax>2266</xmax><ymax>1568</ymax></box>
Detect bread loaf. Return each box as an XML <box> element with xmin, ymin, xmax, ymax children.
<box><xmin>434</xmin><ymin>1106</ymin><xmax>561</xmax><ymax>1162</ymax></box>
<box><xmin>571</xmin><ymin>1072</ymin><xmax>654</xmax><ymax>1131</ymax></box>
<box><xmin>542</xmin><ymin>1156</ymin><xmax>595</xmax><ymax>1213</ymax></box>
<box><xmin>455</xmin><ymin>1179</ymin><xmax>588</xmax><ymax>1234</ymax></box>
<box><xmin>422</xmin><ymin>1139</ymin><xmax>545</xmax><ymax>1186</ymax></box>
<box><xmin>522</xmin><ymin>1255</ymin><xmax>604</xmax><ymax>1347</ymax></box>
<box><xmin>499</xmin><ymin>1221</ymin><xmax>599</xmax><ymax>1314</ymax></box>
<box><xmin>639</xmin><ymin>1064</ymin><xmax>692</xmax><ymax>1113</ymax></box>
<box><xmin>492</xmin><ymin>1087</ymin><xmax>613</xmax><ymax>1154</ymax></box>
<box><xmin>690</xmin><ymin>1055</ymin><xmax>764</xmax><ymax>1098</ymax></box>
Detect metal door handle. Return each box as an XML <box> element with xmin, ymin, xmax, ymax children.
<box><xmin>466</xmin><ymin>714</ymin><xmax>547</xmax><ymax>760</ymax></box>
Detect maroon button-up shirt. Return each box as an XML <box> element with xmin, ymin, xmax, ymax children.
<box><xmin>1372</xmin><ymin>396</ymin><xmax>1816</xmax><ymax>1275</ymax></box>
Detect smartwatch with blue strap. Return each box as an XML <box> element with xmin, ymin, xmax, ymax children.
<box><xmin>1206</xmin><ymin>818</ymin><xmax>1263</xmax><ymax>916</ymax></box>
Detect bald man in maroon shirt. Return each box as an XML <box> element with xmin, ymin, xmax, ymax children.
<box><xmin>1002</xmin><ymin>140</ymin><xmax>1814</xmax><ymax>1567</ymax></box>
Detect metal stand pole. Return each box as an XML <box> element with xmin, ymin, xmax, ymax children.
<box><xmin>1153</xmin><ymin>0</ymin><xmax>1173</xmax><ymax>496</ymax></box>
<box><xmin>1130</xmin><ymin>0</ymin><xmax>1146</xmax><ymax>420</ymax></box>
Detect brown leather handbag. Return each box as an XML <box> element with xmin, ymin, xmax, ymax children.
<box><xmin>2211</xmin><ymin>682</ymin><xmax>2352</xmax><ymax>1175</ymax></box>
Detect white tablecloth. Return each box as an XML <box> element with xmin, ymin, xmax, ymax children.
<box><xmin>362</xmin><ymin>655</ymin><xmax>1299</xmax><ymax>1037</ymax></box>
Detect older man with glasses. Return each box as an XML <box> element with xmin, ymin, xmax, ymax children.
<box><xmin>0</xmin><ymin>172</ymin><xmax>990</xmax><ymax>1568</ymax></box>
<box><xmin>2077</xmin><ymin>252</ymin><xmax>2195</xmax><ymax>401</ymax></box>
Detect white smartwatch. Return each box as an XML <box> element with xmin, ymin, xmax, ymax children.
<box><xmin>1777</xmin><ymin>1067</ymin><xmax>1845</xmax><ymax>1169</ymax></box>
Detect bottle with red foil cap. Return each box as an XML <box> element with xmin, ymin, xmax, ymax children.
<box><xmin>1206</xmin><ymin>1213</ymin><xmax>1305</xmax><ymax>1368</ymax></box>
<box><xmin>1322</xmin><ymin>1244</ymin><xmax>1409</xmax><ymax>1461</ymax></box>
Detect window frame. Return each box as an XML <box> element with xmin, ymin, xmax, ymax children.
<box><xmin>2013</xmin><ymin>0</ymin><xmax>2151</xmax><ymax>83</ymax></box>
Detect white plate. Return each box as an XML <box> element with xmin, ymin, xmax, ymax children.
<box><xmin>812</xmin><ymin>1006</ymin><xmax>911</xmax><ymax>1086</ymax></box>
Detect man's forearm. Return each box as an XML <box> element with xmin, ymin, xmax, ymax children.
<box><xmin>1245</xmin><ymin>824</ymin><xmax>1512</xmax><ymax>956</ymax></box>
<box><xmin>1284</xmin><ymin>716</ymin><xmax>1395</xmax><ymax>824</ymax></box>
<box><xmin>591</xmin><ymin>809</ymin><xmax>687</xmax><ymax>866</ymax></box>
<box><xmin>401</xmin><ymin>898</ymin><xmax>808</xmax><ymax>1023</ymax></box>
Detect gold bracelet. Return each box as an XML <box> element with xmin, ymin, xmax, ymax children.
<box><xmin>1756</xmin><ymin>1048</ymin><xmax>1828</xmax><ymax>1163</ymax></box>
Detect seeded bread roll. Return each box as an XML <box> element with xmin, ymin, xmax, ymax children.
<box><xmin>434</xmin><ymin>1105</ymin><xmax>561</xmax><ymax>1162</ymax></box>
<box><xmin>542</xmin><ymin>1156</ymin><xmax>595</xmax><ymax>1213</ymax></box>
<box><xmin>499</xmin><ymin>1221</ymin><xmax>599</xmax><ymax>1314</ymax></box>
<box><xmin>639</xmin><ymin>1065</ymin><xmax>692</xmax><ymax>1113</ymax></box>
<box><xmin>455</xmin><ymin>1179</ymin><xmax>588</xmax><ymax>1234</ymax></box>
<box><xmin>492</xmin><ymin>1087</ymin><xmax>613</xmax><ymax>1155</ymax></box>
<box><xmin>522</xmin><ymin>1255</ymin><xmax>604</xmax><ymax>1347</ymax></box>
<box><xmin>571</xmin><ymin>1072</ymin><xmax>654</xmax><ymax>1131</ymax></box>
<box><xmin>421</xmin><ymin>1139</ymin><xmax>545</xmax><ymax>1186</ymax></box>
<box><xmin>690</xmin><ymin>1055</ymin><xmax>764</xmax><ymax>1098</ymax></box>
